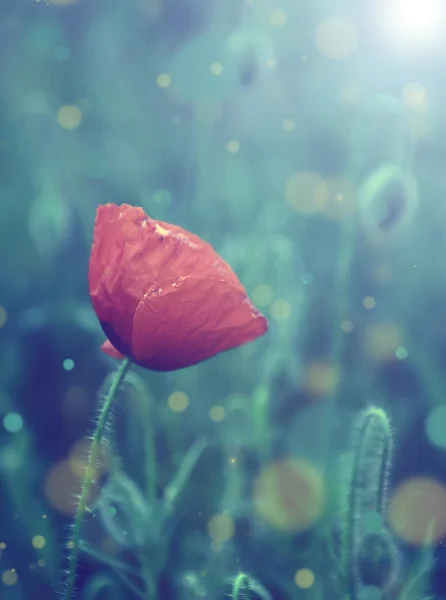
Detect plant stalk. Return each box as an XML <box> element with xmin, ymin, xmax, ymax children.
<box><xmin>64</xmin><ymin>357</ymin><xmax>131</xmax><ymax>600</ymax></box>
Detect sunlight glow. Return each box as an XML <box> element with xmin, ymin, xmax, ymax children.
<box><xmin>384</xmin><ymin>0</ymin><xmax>445</xmax><ymax>43</ymax></box>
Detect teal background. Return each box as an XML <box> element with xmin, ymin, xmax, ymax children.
<box><xmin>1</xmin><ymin>0</ymin><xmax>446</xmax><ymax>599</ymax></box>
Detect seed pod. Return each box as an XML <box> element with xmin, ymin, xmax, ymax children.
<box><xmin>357</xmin><ymin>530</ymin><xmax>399</xmax><ymax>588</ymax></box>
<box><xmin>230</xmin><ymin>572</ymin><xmax>272</xmax><ymax>600</ymax></box>
<box><xmin>338</xmin><ymin>407</ymin><xmax>398</xmax><ymax>599</ymax></box>
<box><xmin>226</xmin><ymin>27</ymin><xmax>276</xmax><ymax>89</ymax></box>
<box><xmin>359</xmin><ymin>163</ymin><xmax>418</xmax><ymax>237</ymax></box>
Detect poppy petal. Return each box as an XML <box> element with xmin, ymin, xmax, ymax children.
<box><xmin>89</xmin><ymin>203</ymin><xmax>268</xmax><ymax>370</ymax></box>
<box><xmin>131</xmin><ymin>275</ymin><xmax>268</xmax><ymax>370</ymax></box>
<box><xmin>89</xmin><ymin>204</ymin><xmax>163</xmax><ymax>356</ymax></box>
<box><xmin>100</xmin><ymin>339</ymin><xmax>126</xmax><ymax>360</ymax></box>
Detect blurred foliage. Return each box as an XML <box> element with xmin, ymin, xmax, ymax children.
<box><xmin>2</xmin><ymin>0</ymin><xmax>446</xmax><ymax>599</ymax></box>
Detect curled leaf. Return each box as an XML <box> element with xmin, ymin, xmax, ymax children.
<box><xmin>163</xmin><ymin>437</ymin><xmax>207</xmax><ymax>515</ymax></box>
<box><xmin>95</xmin><ymin>469</ymin><xmax>156</xmax><ymax>549</ymax></box>
<box><xmin>82</xmin><ymin>573</ymin><xmax>121</xmax><ymax>600</ymax></box>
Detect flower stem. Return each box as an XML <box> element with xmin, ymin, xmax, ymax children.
<box><xmin>64</xmin><ymin>357</ymin><xmax>132</xmax><ymax>600</ymax></box>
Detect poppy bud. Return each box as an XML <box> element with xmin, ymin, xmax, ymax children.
<box><xmin>357</xmin><ymin>530</ymin><xmax>399</xmax><ymax>589</ymax></box>
<box><xmin>358</xmin><ymin>163</ymin><xmax>418</xmax><ymax>238</ymax></box>
<box><xmin>89</xmin><ymin>204</ymin><xmax>267</xmax><ymax>371</ymax></box>
<box><xmin>226</xmin><ymin>27</ymin><xmax>275</xmax><ymax>89</ymax></box>
<box><xmin>338</xmin><ymin>407</ymin><xmax>396</xmax><ymax>598</ymax></box>
<box><xmin>230</xmin><ymin>572</ymin><xmax>272</xmax><ymax>600</ymax></box>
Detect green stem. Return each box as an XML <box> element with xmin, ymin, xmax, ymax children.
<box><xmin>64</xmin><ymin>357</ymin><xmax>132</xmax><ymax>600</ymax></box>
<box><xmin>141</xmin><ymin>389</ymin><xmax>156</xmax><ymax>506</ymax></box>
<box><xmin>141</xmin><ymin>559</ymin><xmax>157</xmax><ymax>600</ymax></box>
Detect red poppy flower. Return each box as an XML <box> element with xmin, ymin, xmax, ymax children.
<box><xmin>89</xmin><ymin>203</ymin><xmax>268</xmax><ymax>371</ymax></box>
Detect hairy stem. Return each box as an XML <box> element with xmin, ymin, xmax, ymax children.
<box><xmin>64</xmin><ymin>357</ymin><xmax>131</xmax><ymax>600</ymax></box>
<box><xmin>343</xmin><ymin>406</ymin><xmax>394</xmax><ymax>599</ymax></box>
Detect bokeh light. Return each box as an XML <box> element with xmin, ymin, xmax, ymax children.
<box><xmin>282</xmin><ymin>118</ymin><xmax>296</xmax><ymax>132</ymax></box>
<box><xmin>402</xmin><ymin>82</ymin><xmax>428</xmax><ymax>110</ymax></box>
<box><xmin>315</xmin><ymin>17</ymin><xmax>358</xmax><ymax>59</ymax></box>
<box><xmin>56</xmin><ymin>105</ymin><xmax>82</xmax><ymax>130</ymax></box>
<box><xmin>251</xmin><ymin>284</ymin><xmax>274</xmax><ymax>308</ymax></box>
<box><xmin>227</xmin><ymin>140</ymin><xmax>240</xmax><ymax>153</ymax></box>
<box><xmin>253</xmin><ymin>458</ymin><xmax>325</xmax><ymax>531</ymax></box>
<box><xmin>44</xmin><ymin>460</ymin><xmax>100</xmax><ymax>516</ymax></box>
<box><xmin>395</xmin><ymin>346</ymin><xmax>408</xmax><ymax>360</ymax></box>
<box><xmin>341</xmin><ymin>319</ymin><xmax>354</xmax><ymax>333</ymax></box>
<box><xmin>1</xmin><ymin>569</ymin><xmax>18</xmax><ymax>586</ymax></box>
<box><xmin>270</xmin><ymin>299</ymin><xmax>291</xmax><ymax>322</ymax></box>
<box><xmin>295</xmin><ymin>568</ymin><xmax>315</xmax><ymax>588</ymax></box>
<box><xmin>270</xmin><ymin>10</ymin><xmax>288</xmax><ymax>27</ymax></box>
<box><xmin>156</xmin><ymin>73</ymin><xmax>171</xmax><ymax>88</ymax></box>
<box><xmin>210</xmin><ymin>62</ymin><xmax>224</xmax><ymax>75</ymax></box>
<box><xmin>425</xmin><ymin>406</ymin><xmax>446</xmax><ymax>450</ymax></box>
<box><xmin>207</xmin><ymin>513</ymin><xmax>235</xmax><ymax>543</ymax></box>
<box><xmin>3</xmin><ymin>412</ymin><xmax>24</xmax><ymax>434</ymax></box>
<box><xmin>363</xmin><ymin>296</ymin><xmax>376</xmax><ymax>310</ymax></box>
<box><xmin>285</xmin><ymin>171</ymin><xmax>328</xmax><ymax>214</ymax></box>
<box><xmin>31</xmin><ymin>535</ymin><xmax>45</xmax><ymax>549</ymax></box>
<box><xmin>364</xmin><ymin>323</ymin><xmax>403</xmax><ymax>360</ymax></box>
<box><xmin>388</xmin><ymin>477</ymin><xmax>446</xmax><ymax>544</ymax></box>
<box><xmin>168</xmin><ymin>391</ymin><xmax>189</xmax><ymax>412</ymax></box>
<box><xmin>304</xmin><ymin>362</ymin><xmax>340</xmax><ymax>397</ymax></box>
<box><xmin>62</xmin><ymin>358</ymin><xmax>75</xmax><ymax>371</ymax></box>
<box><xmin>209</xmin><ymin>405</ymin><xmax>225</xmax><ymax>422</ymax></box>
